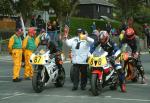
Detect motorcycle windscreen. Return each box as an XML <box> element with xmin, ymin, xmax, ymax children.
<box><xmin>31</xmin><ymin>45</ymin><xmax>49</xmax><ymax>64</ymax></box>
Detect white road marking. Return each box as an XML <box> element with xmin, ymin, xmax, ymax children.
<box><xmin>0</xmin><ymin>93</ymin><xmax>24</xmax><ymax>101</ymax></box>
<box><xmin>4</xmin><ymin>93</ymin><xmax>149</xmax><ymax>102</ymax></box>
<box><xmin>107</xmin><ymin>97</ymin><xmax>150</xmax><ymax>102</ymax></box>
<box><xmin>0</xmin><ymin>81</ymin><xmax>11</xmax><ymax>83</ymax></box>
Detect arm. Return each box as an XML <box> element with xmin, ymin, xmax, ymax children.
<box><xmin>64</xmin><ymin>37</ymin><xmax>74</xmax><ymax>47</ymax></box>
<box><xmin>86</xmin><ymin>37</ymin><xmax>94</xmax><ymax>44</ymax></box>
<box><xmin>35</xmin><ymin>35</ymin><xmax>41</xmax><ymax>47</ymax></box>
<box><xmin>89</xmin><ymin>41</ymin><xmax>99</xmax><ymax>54</ymax></box>
<box><xmin>135</xmin><ymin>36</ymin><xmax>140</xmax><ymax>53</ymax></box>
<box><xmin>8</xmin><ymin>36</ymin><xmax>14</xmax><ymax>53</ymax></box>
<box><xmin>22</xmin><ymin>36</ymin><xmax>28</xmax><ymax>50</ymax></box>
<box><xmin>112</xmin><ymin>41</ymin><xmax>121</xmax><ymax>58</ymax></box>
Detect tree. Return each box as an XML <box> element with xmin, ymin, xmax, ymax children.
<box><xmin>109</xmin><ymin>0</ymin><xmax>146</xmax><ymax>19</ymax></box>
<box><xmin>11</xmin><ymin>0</ymin><xmax>35</xmax><ymax>18</ymax></box>
<box><xmin>0</xmin><ymin>0</ymin><xmax>13</xmax><ymax>15</ymax></box>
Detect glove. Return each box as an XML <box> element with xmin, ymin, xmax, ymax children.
<box><xmin>9</xmin><ymin>51</ymin><xmax>12</xmax><ymax>55</ymax></box>
<box><xmin>133</xmin><ymin>52</ymin><xmax>139</xmax><ymax>59</ymax></box>
<box><xmin>109</xmin><ymin>56</ymin><xmax>115</xmax><ymax>63</ymax></box>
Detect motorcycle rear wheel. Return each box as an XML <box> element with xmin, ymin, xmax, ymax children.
<box><xmin>124</xmin><ymin>62</ymin><xmax>139</xmax><ymax>82</ymax></box>
<box><xmin>91</xmin><ymin>74</ymin><xmax>102</xmax><ymax>96</ymax></box>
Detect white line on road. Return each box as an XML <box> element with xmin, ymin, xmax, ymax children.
<box><xmin>9</xmin><ymin>93</ymin><xmax>150</xmax><ymax>102</ymax></box>
<box><xmin>0</xmin><ymin>81</ymin><xmax>11</xmax><ymax>83</ymax></box>
<box><xmin>0</xmin><ymin>93</ymin><xmax>24</xmax><ymax>101</ymax></box>
<box><xmin>106</xmin><ymin>97</ymin><xmax>150</xmax><ymax>102</ymax></box>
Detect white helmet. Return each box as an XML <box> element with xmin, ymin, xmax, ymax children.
<box><xmin>99</xmin><ymin>31</ymin><xmax>109</xmax><ymax>44</ymax></box>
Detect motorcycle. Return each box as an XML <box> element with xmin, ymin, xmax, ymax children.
<box><xmin>30</xmin><ymin>45</ymin><xmax>65</xmax><ymax>93</ymax></box>
<box><xmin>88</xmin><ymin>48</ymin><xmax>118</xmax><ymax>96</ymax></box>
<box><xmin>120</xmin><ymin>44</ymin><xmax>139</xmax><ymax>82</ymax></box>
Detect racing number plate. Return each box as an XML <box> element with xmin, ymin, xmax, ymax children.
<box><xmin>33</xmin><ymin>55</ymin><xmax>44</xmax><ymax>64</ymax></box>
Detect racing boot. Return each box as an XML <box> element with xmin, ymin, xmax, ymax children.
<box><xmin>140</xmin><ymin>68</ymin><xmax>146</xmax><ymax>84</ymax></box>
<box><xmin>138</xmin><ymin>67</ymin><xmax>145</xmax><ymax>84</ymax></box>
<box><xmin>118</xmin><ymin>72</ymin><xmax>126</xmax><ymax>92</ymax></box>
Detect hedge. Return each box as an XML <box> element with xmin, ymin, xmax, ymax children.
<box><xmin>50</xmin><ymin>17</ymin><xmax>143</xmax><ymax>38</ymax></box>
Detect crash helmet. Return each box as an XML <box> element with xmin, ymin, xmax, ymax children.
<box><xmin>98</xmin><ymin>30</ymin><xmax>109</xmax><ymax>44</ymax></box>
<box><xmin>125</xmin><ymin>28</ymin><xmax>135</xmax><ymax>40</ymax></box>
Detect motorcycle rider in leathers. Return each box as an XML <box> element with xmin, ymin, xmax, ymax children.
<box><xmin>35</xmin><ymin>29</ymin><xmax>63</xmax><ymax>74</ymax></box>
<box><xmin>90</xmin><ymin>30</ymin><xmax>126</xmax><ymax>92</ymax></box>
<box><xmin>120</xmin><ymin>28</ymin><xmax>146</xmax><ymax>84</ymax></box>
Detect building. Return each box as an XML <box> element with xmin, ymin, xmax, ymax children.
<box><xmin>76</xmin><ymin>0</ymin><xmax>114</xmax><ymax>19</ymax></box>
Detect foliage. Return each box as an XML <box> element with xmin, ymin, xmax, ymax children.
<box><xmin>14</xmin><ymin>0</ymin><xmax>34</xmax><ymax>18</ymax></box>
<box><xmin>0</xmin><ymin>0</ymin><xmax>13</xmax><ymax>15</ymax></box>
<box><xmin>109</xmin><ymin>0</ymin><xmax>148</xmax><ymax>19</ymax></box>
<box><xmin>68</xmin><ymin>17</ymin><xmax>121</xmax><ymax>36</ymax></box>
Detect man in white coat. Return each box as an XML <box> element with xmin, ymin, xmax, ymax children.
<box><xmin>64</xmin><ymin>28</ymin><xmax>94</xmax><ymax>91</ymax></box>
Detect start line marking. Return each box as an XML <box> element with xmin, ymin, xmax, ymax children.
<box><xmin>0</xmin><ymin>93</ymin><xmax>149</xmax><ymax>102</ymax></box>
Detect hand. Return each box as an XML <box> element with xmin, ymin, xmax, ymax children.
<box><xmin>9</xmin><ymin>52</ymin><xmax>12</xmax><ymax>55</ymax></box>
<box><xmin>109</xmin><ymin>56</ymin><xmax>115</xmax><ymax>63</ymax></box>
<box><xmin>133</xmin><ymin>52</ymin><xmax>139</xmax><ymax>59</ymax></box>
<box><xmin>64</xmin><ymin>25</ymin><xmax>69</xmax><ymax>38</ymax></box>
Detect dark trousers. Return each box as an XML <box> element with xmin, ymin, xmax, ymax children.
<box><xmin>146</xmin><ymin>35</ymin><xmax>150</xmax><ymax>47</ymax></box>
<box><xmin>135</xmin><ymin>56</ymin><xmax>145</xmax><ymax>78</ymax></box>
<box><xmin>73</xmin><ymin>64</ymin><xmax>88</xmax><ymax>88</ymax></box>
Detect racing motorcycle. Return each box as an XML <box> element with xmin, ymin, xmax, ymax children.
<box><xmin>120</xmin><ymin>44</ymin><xmax>139</xmax><ymax>82</ymax></box>
<box><xmin>88</xmin><ymin>48</ymin><xmax>118</xmax><ymax>96</ymax></box>
<box><xmin>30</xmin><ymin>45</ymin><xmax>65</xmax><ymax>93</ymax></box>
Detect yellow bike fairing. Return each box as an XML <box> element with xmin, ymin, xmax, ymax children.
<box><xmin>88</xmin><ymin>55</ymin><xmax>107</xmax><ymax>67</ymax></box>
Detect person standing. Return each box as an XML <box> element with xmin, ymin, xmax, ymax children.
<box><xmin>8</xmin><ymin>28</ymin><xmax>23</xmax><ymax>82</ymax></box>
<box><xmin>143</xmin><ymin>23</ymin><xmax>150</xmax><ymax>49</ymax></box>
<box><xmin>64</xmin><ymin>27</ymin><xmax>94</xmax><ymax>90</ymax></box>
<box><xmin>23</xmin><ymin>27</ymin><xmax>37</xmax><ymax>80</ymax></box>
<box><xmin>30</xmin><ymin>15</ymin><xmax>36</xmax><ymax>27</ymax></box>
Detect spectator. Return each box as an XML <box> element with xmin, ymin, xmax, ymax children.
<box><xmin>36</xmin><ymin>15</ymin><xmax>44</xmax><ymax>30</ymax></box>
<box><xmin>120</xmin><ymin>20</ymin><xmax>128</xmax><ymax>32</ymax></box>
<box><xmin>47</xmin><ymin>21</ymin><xmax>52</xmax><ymax>31</ymax></box>
<box><xmin>30</xmin><ymin>15</ymin><xmax>36</xmax><ymax>27</ymax></box>
<box><xmin>105</xmin><ymin>22</ymin><xmax>112</xmax><ymax>33</ymax></box>
<box><xmin>110</xmin><ymin>28</ymin><xmax>118</xmax><ymax>36</ymax></box>
<box><xmin>143</xmin><ymin>23</ymin><xmax>150</xmax><ymax>48</ymax></box>
<box><xmin>16</xmin><ymin>16</ymin><xmax>22</xmax><ymax>29</ymax></box>
<box><xmin>91</xmin><ymin>22</ymin><xmax>96</xmax><ymax>31</ymax></box>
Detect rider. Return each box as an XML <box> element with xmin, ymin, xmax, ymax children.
<box><xmin>35</xmin><ymin>29</ymin><xmax>63</xmax><ymax>74</ymax></box>
<box><xmin>90</xmin><ymin>30</ymin><xmax>126</xmax><ymax>92</ymax></box>
<box><xmin>120</xmin><ymin>28</ymin><xmax>145</xmax><ymax>84</ymax></box>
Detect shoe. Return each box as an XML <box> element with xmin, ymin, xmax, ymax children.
<box><xmin>89</xmin><ymin>88</ymin><xmax>92</xmax><ymax>91</ymax></box>
<box><xmin>120</xmin><ymin>83</ymin><xmax>126</xmax><ymax>93</ymax></box>
<box><xmin>13</xmin><ymin>78</ymin><xmax>22</xmax><ymax>82</ymax></box>
<box><xmin>72</xmin><ymin>87</ymin><xmax>78</xmax><ymax>91</ymax></box>
<box><xmin>141</xmin><ymin>78</ymin><xmax>146</xmax><ymax>84</ymax></box>
<box><xmin>81</xmin><ymin>86</ymin><xmax>86</xmax><ymax>90</ymax></box>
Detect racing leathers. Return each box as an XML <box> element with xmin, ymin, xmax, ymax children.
<box><xmin>90</xmin><ymin>39</ymin><xmax>126</xmax><ymax>92</ymax></box>
<box><xmin>36</xmin><ymin>33</ymin><xmax>63</xmax><ymax>73</ymax></box>
<box><xmin>120</xmin><ymin>35</ymin><xmax>145</xmax><ymax>83</ymax></box>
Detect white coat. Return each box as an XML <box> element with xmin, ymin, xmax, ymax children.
<box><xmin>65</xmin><ymin>36</ymin><xmax>94</xmax><ymax>64</ymax></box>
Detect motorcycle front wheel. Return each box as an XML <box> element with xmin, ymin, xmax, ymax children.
<box><xmin>91</xmin><ymin>74</ymin><xmax>102</xmax><ymax>96</ymax></box>
<box><xmin>32</xmin><ymin>66</ymin><xmax>45</xmax><ymax>93</ymax></box>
